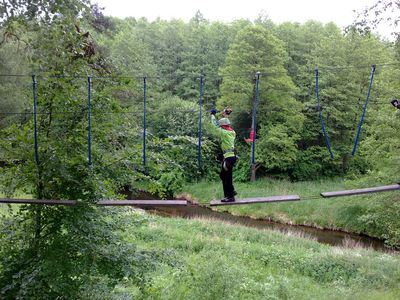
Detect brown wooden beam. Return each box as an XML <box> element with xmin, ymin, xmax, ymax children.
<box><xmin>321</xmin><ymin>184</ymin><xmax>400</xmax><ymax>198</ymax></box>
<box><xmin>97</xmin><ymin>200</ymin><xmax>188</xmax><ymax>206</ymax></box>
<box><xmin>0</xmin><ymin>198</ymin><xmax>76</xmax><ymax>205</ymax></box>
<box><xmin>0</xmin><ymin>199</ymin><xmax>188</xmax><ymax>206</ymax></box>
<box><xmin>210</xmin><ymin>195</ymin><xmax>300</xmax><ymax>206</ymax></box>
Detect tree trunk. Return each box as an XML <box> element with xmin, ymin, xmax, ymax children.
<box><xmin>251</xmin><ymin>163</ymin><xmax>257</xmax><ymax>182</ymax></box>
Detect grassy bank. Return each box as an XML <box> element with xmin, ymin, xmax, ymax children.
<box><xmin>1</xmin><ymin>203</ymin><xmax>399</xmax><ymax>298</ymax></box>
<box><xmin>117</xmin><ymin>209</ymin><xmax>400</xmax><ymax>299</ymax></box>
<box><xmin>181</xmin><ymin>178</ymin><xmax>400</xmax><ymax>248</ymax></box>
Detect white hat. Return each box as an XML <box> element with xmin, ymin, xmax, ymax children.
<box><xmin>218</xmin><ymin>118</ymin><xmax>230</xmax><ymax>126</ymax></box>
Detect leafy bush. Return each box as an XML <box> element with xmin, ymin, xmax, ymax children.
<box><xmin>233</xmin><ymin>148</ymin><xmax>252</xmax><ymax>182</ymax></box>
<box><xmin>0</xmin><ymin>10</ymin><xmax>150</xmax><ymax>298</ymax></box>
<box><xmin>357</xmin><ymin>194</ymin><xmax>400</xmax><ymax>248</ymax></box>
<box><xmin>148</xmin><ymin>96</ymin><xmax>199</xmax><ymax>138</ymax></box>
<box><xmin>0</xmin><ymin>206</ymin><xmax>137</xmax><ymax>299</ymax></box>
<box><xmin>261</xmin><ymin>245</ymin><xmax>398</xmax><ymax>287</ymax></box>
<box><xmin>256</xmin><ymin>125</ymin><xmax>299</xmax><ymax>173</ymax></box>
<box><xmin>291</xmin><ymin>147</ymin><xmax>325</xmax><ymax>180</ymax></box>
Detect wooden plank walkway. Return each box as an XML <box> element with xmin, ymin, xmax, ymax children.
<box><xmin>210</xmin><ymin>195</ymin><xmax>300</xmax><ymax>206</ymax></box>
<box><xmin>97</xmin><ymin>200</ymin><xmax>188</xmax><ymax>206</ymax></box>
<box><xmin>0</xmin><ymin>199</ymin><xmax>188</xmax><ymax>206</ymax></box>
<box><xmin>321</xmin><ymin>184</ymin><xmax>400</xmax><ymax>198</ymax></box>
<box><xmin>0</xmin><ymin>198</ymin><xmax>77</xmax><ymax>205</ymax></box>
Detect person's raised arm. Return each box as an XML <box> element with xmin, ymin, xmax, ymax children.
<box><xmin>210</xmin><ymin>108</ymin><xmax>220</xmax><ymax>127</ymax></box>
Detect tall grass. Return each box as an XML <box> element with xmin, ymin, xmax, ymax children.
<box><xmin>1</xmin><ymin>192</ymin><xmax>399</xmax><ymax>298</ymax></box>
<box><xmin>181</xmin><ymin>178</ymin><xmax>400</xmax><ymax>247</ymax></box>
<box><xmin>119</xmin><ymin>210</ymin><xmax>400</xmax><ymax>299</ymax></box>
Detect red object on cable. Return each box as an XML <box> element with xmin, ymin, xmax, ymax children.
<box><xmin>245</xmin><ymin>130</ymin><xmax>255</xmax><ymax>143</ymax></box>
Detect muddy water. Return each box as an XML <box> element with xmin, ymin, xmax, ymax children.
<box><xmin>143</xmin><ymin>204</ymin><xmax>392</xmax><ymax>252</ymax></box>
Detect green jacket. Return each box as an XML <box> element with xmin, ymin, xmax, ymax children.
<box><xmin>210</xmin><ymin>115</ymin><xmax>236</xmax><ymax>158</ymax></box>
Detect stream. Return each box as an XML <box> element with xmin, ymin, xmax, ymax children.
<box><xmin>143</xmin><ymin>204</ymin><xmax>391</xmax><ymax>252</ymax></box>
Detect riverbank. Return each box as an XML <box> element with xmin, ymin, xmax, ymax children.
<box><xmin>1</xmin><ymin>201</ymin><xmax>399</xmax><ymax>298</ymax></box>
<box><xmin>181</xmin><ymin>178</ymin><xmax>400</xmax><ymax>249</ymax></box>
<box><xmin>146</xmin><ymin>204</ymin><xmax>390</xmax><ymax>252</ymax></box>
<box><xmin>118</xmin><ymin>209</ymin><xmax>400</xmax><ymax>299</ymax></box>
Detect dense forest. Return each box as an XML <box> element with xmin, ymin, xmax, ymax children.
<box><xmin>0</xmin><ymin>0</ymin><xmax>399</xmax><ymax>298</ymax></box>
<box><xmin>2</xmin><ymin>2</ymin><xmax>399</xmax><ymax>189</ymax></box>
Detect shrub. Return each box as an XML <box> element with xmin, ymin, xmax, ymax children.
<box><xmin>0</xmin><ymin>206</ymin><xmax>137</xmax><ymax>299</ymax></box>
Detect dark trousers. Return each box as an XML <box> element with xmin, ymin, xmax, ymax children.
<box><xmin>219</xmin><ymin>156</ymin><xmax>237</xmax><ymax>198</ymax></box>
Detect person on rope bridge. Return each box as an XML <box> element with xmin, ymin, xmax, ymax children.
<box><xmin>210</xmin><ymin>107</ymin><xmax>237</xmax><ymax>202</ymax></box>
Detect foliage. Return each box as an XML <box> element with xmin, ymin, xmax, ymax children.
<box><xmin>3</xmin><ymin>10</ymin><xmax>397</xmax><ymax>182</ymax></box>
<box><xmin>232</xmin><ymin>147</ymin><xmax>252</xmax><ymax>182</ymax></box>
<box><xmin>0</xmin><ymin>0</ymin><xmax>91</xmax><ymax>26</ymax></box>
<box><xmin>140</xmin><ymin>134</ymin><xmax>217</xmax><ymax>198</ymax></box>
<box><xmin>148</xmin><ymin>95</ymin><xmax>199</xmax><ymax>137</ymax></box>
<box><xmin>181</xmin><ymin>178</ymin><xmax>400</xmax><ymax>249</ymax></box>
<box><xmin>362</xmin><ymin>65</ymin><xmax>400</xmax><ymax>182</ymax></box>
<box><xmin>0</xmin><ymin>1</ymin><xmax>144</xmax><ymax>298</ymax></box>
<box><xmin>122</xmin><ymin>213</ymin><xmax>400</xmax><ymax>299</ymax></box>
<box><xmin>0</xmin><ymin>26</ymin><xmax>31</xmax><ymax>128</ymax></box>
<box><xmin>307</xmin><ymin>28</ymin><xmax>393</xmax><ymax>173</ymax></box>
<box><xmin>353</xmin><ymin>0</ymin><xmax>400</xmax><ymax>40</ymax></box>
<box><xmin>0</xmin><ymin>206</ymin><xmax>137</xmax><ymax>299</ymax></box>
<box><xmin>358</xmin><ymin>194</ymin><xmax>400</xmax><ymax>247</ymax></box>
<box><xmin>256</xmin><ymin>124</ymin><xmax>299</xmax><ymax>171</ymax></box>
<box><xmin>218</xmin><ymin>25</ymin><xmax>305</xmax><ymax>174</ymax></box>
<box><xmin>1</xmin><ymin>1</ymin><xmax>400</xmax><ymax>296</ymax></box>
<box><xmin>175</xmin><ymin>12</ymin><xmax>234</xmax><ymax>100</ymax></box>
<box><xmin>100</xmin><ymin>20</ymin><xmax>157</xmax><ymax>78</ymax></box>
<box><xmin>291</xmin><ymin>146</ymin><xmax>326</xmax><ymax>180</ymax></box>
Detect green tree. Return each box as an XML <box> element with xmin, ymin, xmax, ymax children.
<box><xmin>309</xmin><ymin>27</ymin><xmax>393</xmax><ymax>175</ymax></box>
<box><xmin>0</xmin><ymin>1</ymin><xmax>140</xmax><ymax>297</ymax></box>
<box><xmin>218</xmin><ymin>25</ymin><xmax>304</xmax><ymax>174</ymax></box>
<box><xmin>176</xmin><ymin>12</ymin><xmax>234</xmax><ymax>101</ymax></box>
<box><xmin>0</xmin><ymin>28</ymin><xmax>31</xmax><ymax>128</ymax></box>
<box><xmin>152</xmin><ymin>19</ymin><xmax>186</xmax><ymax>94</ymax></box>
<box><xmin>123</xmin><ymin>17</ymin><xmax>186</xmax><ymax>95</ymax></box>
<box><xmin>274</xmin><ymin>22</ymin><xmax>346</xmax><ymax>179</ymax></box>
<box><xmin>353</xmin><ymin>0</ymin><xmax>400</xmax><ymax>40</ymax></box>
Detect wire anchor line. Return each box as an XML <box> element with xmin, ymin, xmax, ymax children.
<box><xmin>143</xmin><ymin>76</ymin><xmax>147</xmax><ymax>167</ymax></box>
<box><xmin>198</xmin><ymin>75</ymin><xmax>204</xmax><ymax>168</ymax></box>
<box><xmin>87</xmin><ymin>76</ymin><xmax>93</xmax><ymax>166</ymax></box>
<box><xmin>251</xmin><ymin>72</ymin><xmax>261</xmax><ymax>165</ymax></box>
<box><xmin>351</xmin><ymin>64</ymin><xmax>376</xmax><ymax>156</ymax></box>
<box><xmin>315</xmin><ymin>67</ymin><xmax>334</xmax><ymax>159</ymax></box>
<box><xmin>0</xmin><ymin>61</ymin><xmax>399</xmax><ymax>79</ymax></box>
<box><xmin>32</xmin><ymin>74</ymin><xmax>40</xmax><ymax>166</ymax></box>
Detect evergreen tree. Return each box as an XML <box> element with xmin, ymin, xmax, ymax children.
<box><xmin>310</xmin><ymin>27</ymin><xmax>393</xmax><ymax>174</ymax></box>
<box><xmin>218</xmin><ymin>25</ymin><xmax>304</xmax><ymax>174</ymax></box>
